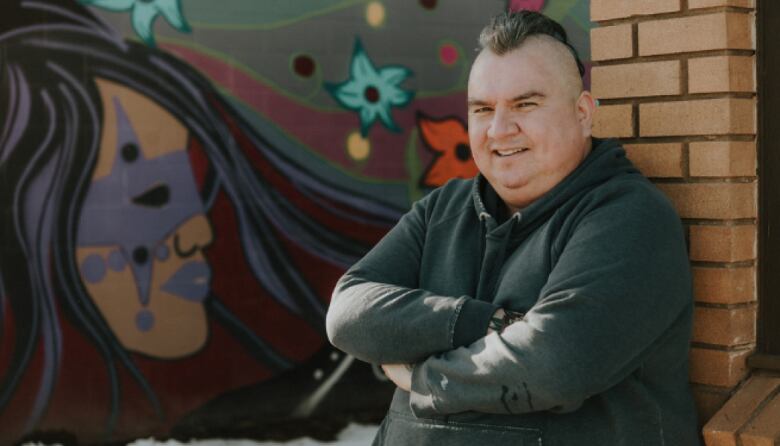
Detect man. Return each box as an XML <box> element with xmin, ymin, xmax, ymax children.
<box><xmin>326</xmin><ymin>10</ymin><xmax>700</xmax><ymax>446</ymax></box>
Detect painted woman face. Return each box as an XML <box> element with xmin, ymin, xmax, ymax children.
<box><xmin>75</xmin><ymin>79</ymin><xmax>213</xmax><ymax>359</ymax></box>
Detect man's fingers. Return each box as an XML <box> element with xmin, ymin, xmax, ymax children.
<box><xmin>380</xmin><ymin>364</ymin><xmax>412</xmax><ymax>391</ymax></box>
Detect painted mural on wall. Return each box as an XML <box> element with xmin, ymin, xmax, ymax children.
<box><xmin>0</xmin><ymin>0</ymin><xmax>592</xmax><ymax>442</ymax></box>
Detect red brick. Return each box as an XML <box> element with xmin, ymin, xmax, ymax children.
<box><xmin>689</xmin><ymin>56</ymin><xmax>755</xmax><ymax>94</ymax></box>
<box><xmin>704</xmin><ymin>376</ymin><xmax>780</xmax><ymax>446</ymax></box>
<box><xmin>591</xmin><ymin>24</ymin><xmax>633</xmax><ymax>61</ymax></box>
<box><xmin>693</xmin><ymin>306</ymin><xmax>755</xmax><ymax>346</ymax></box>
<box><xmin>693</xmin><ymin>387</ymin><xmax>732</xmax><ymax>428</ymax></box>
<box><xmin>592</xmin><ymin>61</ymin><xmax>681</xmax><ymax>99</ymax></box>
<box><xmin>689</xmin><ymin>224</ymin><xmax>756</xmax><ymax>262</ymax></box>
<box><xmin>593</xmin><ymin>104</ymin><xmax>633</xmax><ymax>138</ymax></box>
<box><xmin>741</xmin><ymin>392</ymin><xmax>780</xmax><ymax>446</ymax></box>
<box><xmin>638</xmin><ymin>12</ymin><xmax>753</xmax><ymax>56</ymax></box>
<box><xmin>692</xmin><ymin>266</ymin><xmax>755</xmax><ymax>304</ymax></box>
<box><xmin>639</xmin><ymin>98</ymin><xmax>755</xmax><ymax>137</ymax></box>
<box><xmin>689</xmin><ymin>347</ymin><xmax>752</xmax><ymax>387</ymax></box>
<box><xmin>624</xmin><ymin>143</ymin><xmax>683</xmax><ymax>177</ymax></box>
<box><xmin>657</xmin><ymin>183</ymin><xmax>756</xmax><ymax>219</ymax></box>
<box><xmin>689</xmin><ymin>141</ymin><xmax>756</xmax><ymax>177</ymax></box>
<box><xmin>689</xmin><ymin>0</ymin><xmax>755</xmax><ymax>8</ymax></box>
<box><xmin>591</xmin><ymin>0</ymin><xmax>681</xmax><ymax>21</ymax></box>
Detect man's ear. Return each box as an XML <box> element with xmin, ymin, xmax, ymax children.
<box><xmin>576</xmin><ymin>90</ymin><xmax>596</xmax><ymax>137</ymax></box>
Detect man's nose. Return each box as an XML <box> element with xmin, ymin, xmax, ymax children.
<box><xmin>487</xmin><ymin>108</ymin><xmax>519</xmax><ymax>139</ymax></box>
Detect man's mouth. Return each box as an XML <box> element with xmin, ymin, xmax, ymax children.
<box><xmin>495</xmin><ymin>148</ymin><xmax>528</xmax><ymax>157</ymax></box>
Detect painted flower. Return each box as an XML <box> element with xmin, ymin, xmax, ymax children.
<box><xmin>507</xmin><ymin>0</ymin><xmax>546</xmax><ymax>12</ymax></box>
<box><xmin>325</xmin><ymin>39</ymin><xmax>414</xmax><ymax>136</ymax></box>
<box><xmin>80</xmin><ymin>0</ymin><xmax>191</xmax><ymax>46</ymax></box>
<box><xmin>417</xmin><ymin>113</ymin><xmax>478</xmax><ymax>188</ymax></box>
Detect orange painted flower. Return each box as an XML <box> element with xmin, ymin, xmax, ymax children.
<box><xmin>417</xmin><ymin>113</ymin><xmax>479</xmax><ymax>188</ymax></box>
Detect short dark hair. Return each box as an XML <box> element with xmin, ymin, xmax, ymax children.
<box><xmin>478</xmin><ymin>11</ymin><xmax>585</xmax><ymax>78</ymax></box>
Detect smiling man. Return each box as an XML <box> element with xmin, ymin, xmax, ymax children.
<box><xmin>327</xmin><ymin>10</ymin><xmax>700</xmax><ymax>446</ymax></box>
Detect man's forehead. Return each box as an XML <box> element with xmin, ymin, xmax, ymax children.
<box><xmin>468</xmin><ymin>36</ymin><xmax>582</xmax><ymax>99</ymax></box>
<box><xmin>468</xmin><ymin>47</ymin><xmax>552</xmax><ymax>94</ymax></box>
<box><xmin>472</xmin><ymin>37</ymin><xmax>571</xmax><ymax>74</ymax></box>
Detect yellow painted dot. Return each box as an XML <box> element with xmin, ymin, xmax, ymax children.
<box><xmin>347</xmin><ymin>131</ymin><xmax>371</xmax><ymax>161</ymax></box>
<box><xmin>366</xmin><ymin>1</ymin><xmax>386</xmax><ymax>28</ymax></box>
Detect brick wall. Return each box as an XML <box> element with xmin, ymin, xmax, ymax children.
<box><xmin>589</xmin><ymin>0</ymin><xmax>757</xmax><ymax>433</ymax></box>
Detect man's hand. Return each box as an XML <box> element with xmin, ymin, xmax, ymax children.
<box><xmin>488</xmin><ymin>308</ymin><xmax>506</xmax><ymax>335</ymax></box>
<box><xmin>381</xmin><ymin>363</ymin><xmax>413</xmax><ymax>391</ymax></box>
<box><xmin>487</xmin><ymin>308</ymin><xmax>525</xmax><ymax>335</ymax></box>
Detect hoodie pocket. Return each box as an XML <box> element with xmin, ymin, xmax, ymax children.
<box><xmin>377</xmin><ymin>412</ymin><xmax>543</xmax><ymax>446</ymax></box>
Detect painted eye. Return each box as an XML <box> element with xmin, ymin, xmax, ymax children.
<box><xmin>132</xmin><ymin>183</ymin><xmax>170</xmax><ymax>208</ymax></box>
<box><xmin>121</xmin><ymin>142</ymin><xmax>139</xmax><ymax>163</ymax></box>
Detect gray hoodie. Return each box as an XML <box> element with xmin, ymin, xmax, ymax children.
<box><xmin>327</xmin><ymin>139</ymin><xmax>701</xmax><ymax>445</ymax></box>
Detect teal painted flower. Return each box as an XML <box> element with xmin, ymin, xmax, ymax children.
<box><xmin>326</xmin><ymin>39</ymin><xmax>414</xmax><ymax>136</ymax></box>
<box><xmin>80</xmin><ymin>0</ymin><xmax>191</xmax><ymax>47</ymax></box>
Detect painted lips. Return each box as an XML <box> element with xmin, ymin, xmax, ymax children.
<box><xmin>161</xmin><ymin>261</ymin><xmax>211</xmax><ymax>302</ymax></box>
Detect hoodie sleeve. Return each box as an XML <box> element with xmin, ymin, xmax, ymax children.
<box><xmin>326</xmin><ymin>191</ymin><xmax>499</xmax><ymax>365</ymax></box>
<box><xmin>408</xmin><ymin>181</ymin><xmax>694</xmax><ymax>416</ymax></box>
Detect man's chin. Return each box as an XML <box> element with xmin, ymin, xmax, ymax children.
<box><xmin>490</xmin><ymin>177</ymin><xmax>529</xmax><ymax>194</ymax></box>
<box><xmin>491</xmin><ymin>183</ymin><xmax>536</xmax><ymax>210</ymax></box>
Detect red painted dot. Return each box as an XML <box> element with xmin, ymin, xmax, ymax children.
<box><xmin>293</xmin><ymin>55</ymin><xmax>316</xmax><ymax>77</ymax></box>
<box><xmin>364</xmin><ymin>86</ymin><xmax>380</xmax><ymax>103</ymax></box>
<box><xmin>439</xmin><ymin>44</ymin><xmax>458</xmax><ymax>66</ymax></box>
<box><xmin>419</xmin><ymin>0</ymin><xmax>437</xmax><ymax>10</ymax></box>
<box><xmin>508</xmin><ymin>0</ymin><xmax>545</xmax><ymax>12</ymax></box>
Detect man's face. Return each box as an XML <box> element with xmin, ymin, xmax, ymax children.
<box><xmin>467</xmin><ymin>37</ymin><xmax>595</xmax><ymax>212</ymax></box>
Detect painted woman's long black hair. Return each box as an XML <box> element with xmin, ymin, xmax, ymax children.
<box><xmin>0</xmin><ymin>0</ymin><xmax>401</xmax><ymax>434</ymax></box>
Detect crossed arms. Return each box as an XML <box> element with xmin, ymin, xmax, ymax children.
<box><xmin>326</xmin><ymin>183</ymin><xmax>692</xmax><ymax>417</ymax></box>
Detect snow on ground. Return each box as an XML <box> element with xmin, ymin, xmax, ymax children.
<box><xmin>127</xmin><ymin>423</ymin><xmax>380</xmax><ymax>446</ymax></box>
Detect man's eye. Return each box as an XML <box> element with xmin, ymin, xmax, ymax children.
<box><xmin>471</xmin><ymin>107</ymin><xmax>492</xmax><ymax>114</ymax></box>
<box><xmin>516</xmin><ymin>102</ymin><xmax>537</xmax><ymax>108</ymax></box>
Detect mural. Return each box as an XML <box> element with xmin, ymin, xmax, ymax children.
<box><xmin>0</xmin><ymin>0</ymin><xmax>592</xmax><ymax>442</ymax></box>
<box><xmin>416</xmin><ymin>113</ymin><xmax>478</xmax><ymax>188</ymax></box>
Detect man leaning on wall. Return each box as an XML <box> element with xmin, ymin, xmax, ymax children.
<box><xmin>326</xmin><ymin>10</ymin><xmax>701</xmax><ymax>446</ymax></box>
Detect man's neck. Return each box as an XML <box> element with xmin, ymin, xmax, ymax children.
<box><xmin>505</xmin><ymin>202</ymin><xmax>520</xmax><ymax>216</ymax></box>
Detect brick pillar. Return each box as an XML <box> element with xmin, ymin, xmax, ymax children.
<box><xmin>589</xmin><ymin>0</ymin><xmax>757</xmax><ymax>434</ymax></box>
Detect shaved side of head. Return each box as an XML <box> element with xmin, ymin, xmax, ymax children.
<box><xmin>522</xmin><ymin>35</ymin><xmax>584</xmax><ymax>101</ymax></box>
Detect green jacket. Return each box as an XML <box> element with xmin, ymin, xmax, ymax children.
<box><xmin>326</xmin><ymin>139</ymin><xmax>700</xmax><ymax>445</ymax></box>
